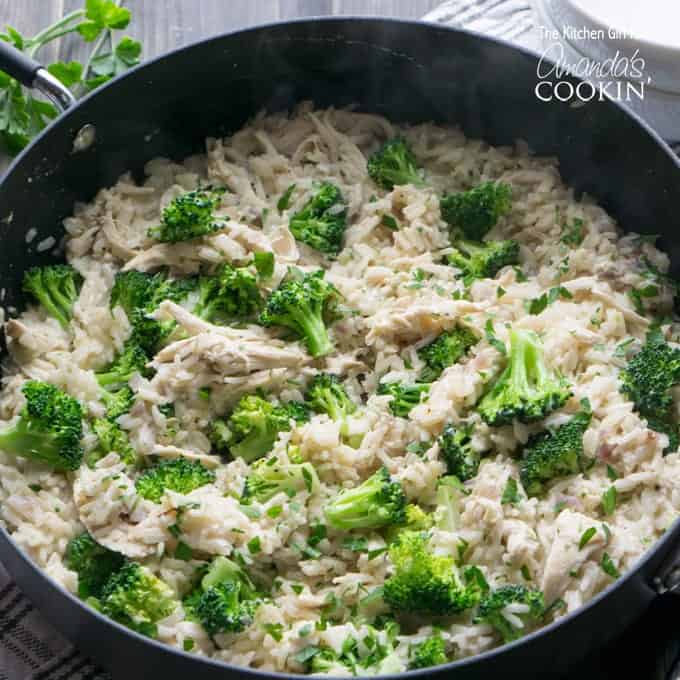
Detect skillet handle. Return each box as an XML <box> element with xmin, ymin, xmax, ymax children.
<box><xmin>0</xmin><ymin>39</ymin><xmax>41</xmax><ymax>85</ymax></box>
<box><xmin>0</xmin><ymin>40</ymin><xmax>76</xmax><ymax>112</ymax></box>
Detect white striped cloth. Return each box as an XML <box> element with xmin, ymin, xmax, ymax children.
<box><xmin>424</xmin><ymin>0</ymin><xmax>537</xmax><ymax>47</ymax></box>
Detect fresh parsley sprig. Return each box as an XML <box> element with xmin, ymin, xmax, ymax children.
<box><xmin>0</xmin><ymin>0</ymin><xmax>142</xmax><ymax>154</ymax></box>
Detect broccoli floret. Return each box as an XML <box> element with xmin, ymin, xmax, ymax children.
<box><xmin>195</xmin><ymin>582</ymin><xmax>260</xmax><ymax>636</ymax></box>
<box><xmin>434</xmin><ymin>476</ymin><xmax>466</xmax><ymax>532</ymax></box>
<box><xmin>148</xmin><ymin>187</ymin><xmax>225</xmax><ymax>243</ymax></box>
<box><xmin>367</xmin><ymin>137</ymin><xmax>425</xmax><ymax>190</ymax></box>
<box><xmin>385</xmin><ymin>503</ymin><xmax>434</xmax><ymax>544</ymax></box>
<box><xmin>440</xmin><ymin>181</ymin><xmax>512</xmax><ymax>240</ymax></box>
<box><xmin>193</xmin><ymin>263</ymin><xmax>262</xmax><ymax>323</ymax></box>
<box><xmin>135</xmin><ymin>457</ymin><xmax>216</xmax><ymax>502</ymax></box>
<box><xmin>128</xmin><ymin>311</ymin><xmax>176</xmax><ymax>356</ymax></box>
<box><xmin>619</xmin><ymin>328</ymin><xmax>680</xmax><ymax>446</ymax></box>
<box><xmin>306</xmin><ymin>373</ymin><xmax>357</xmax><ymax>421</ymax></box>
<box><xmin>95</xmin><ymin>340</ymin><xmax>148</xmax><ymax>391</ymax></box>
<box><xmin>478</xmin><ymin>328</ymin><xmax>571</xmax><ymax>426</ymax></box>
<box><xmin>187</xmin><ymin>556</ymin><xmax>261</xmax><ymax>636</ymax></box>
<box><xmin>110</xmin><ymin>270</ymin><xmax>165</xmax><ymax>315</ymax></box>
<box><xmin>383</xmin><ymin>530</ymin><xmax>479</xmax><ymax>615</ymax></box>
<box><xmin>520</xmin><ymin>406</ymin><xmax>592</xmax><ymax>496</ymax></box>
<box><xmin>403</xmin><ymin>504</ymin><xmax>434</xmax><ymax>531</ymax></box>
<box><xmin>259</xmin><ymin>269</ymin><xmax>340</xmax><ymax>358</ymax></box>
<box><xmin>22</xmin><ymin>264</ymin><xmax>83</xmax><ymax>330</ymax></box>
<box><xmin>0</xmin><ymin>381</ymin><xmax>83</xmax><ymax>471</ymax></box>
<box><xmin>111</xmin><ymin>269</ymin><xmax>196</xmax><ymax>355</ymax></box>
<box><xmin>418</xmin><ymin>327</ymin><xmax>479</xmax><ymax>382</ymax></box>
<box><xmin>242</xmin><ymin>456</ymin><xmax>319</xmax><ymax>502</ymax></box>
<box><xmin>619</xmin><ymin>327</ymin><xmax>680</xmax><ymax>453</ymax></box>
<box><xmin>100</xmin><ymin>385</ymin><xmax>135</xmax><ymax>421</ymax></box>
<box><xmin>289</xmin><ymin>182</ymin><xmax>348</xmax><ymax>255</ymax></box>
<box><xmin>216</xmin><ymin>394</ymin><xmax>308</xmax><ymax>462</ymax></box>
<box><xmin>65</xmin><ymin>532</ymin><xmax>125</xmax><ymax>599</ymax></box>
<box><xmin>474</xmin><ymin>584</ymin><xmax>545</xmax><ymax>642</ymax></box>
<box><xmin>325</xmin><ymin>467</ymin><xmax>407</xmax><ymax>530</ymax></box>
<box><xmin>90</xmin><ymin>418</ymin><xmax>137</xmax><ymax>467</ymax></box>
<box><xmin>99</xmin><ymin>561</ymin><xmax>177</xmax><ymax>637</ymax></box>
<box><xmin>438</xmin><ymin>424</ymin><xmax>486</xmax><ymax>482</ymax></box>
<box><xmin>447</xmin><ymin>239</ymin><xmax>519</xmax><ymax>281</ymax></box>
<box><xmin>378</xmin><ymin>382</ymin><xmax>430</xmax><ymax>418</ymax></box>
<box><xmin>409</xmin><ymin>632</ymin><xmax>449</xmax><ymax>669</ymax></box>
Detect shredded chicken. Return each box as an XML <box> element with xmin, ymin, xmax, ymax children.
<box><xmin>541</xmin><ymin>510</ymin><xmax>607</xmax><ymax>603</ymax></box>
<box><xmin>73</xmin><ymin>454</ymin><xmax>170</xmax><ymax>559</ymax></box>
<box><xmin>366</xmin><ymin>296</ymin><xmax>487</xmax><ymax>345</ymax></box>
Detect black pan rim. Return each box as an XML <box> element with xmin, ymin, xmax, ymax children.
<box><xmin>1</xmin><ymin>15</ymin><xmax>680</xmax><ymax>679</ymax></box>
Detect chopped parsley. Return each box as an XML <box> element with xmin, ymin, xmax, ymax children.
<box><xmin>601</xmin><ymin>552</ymin><xmax>620</xmax><ymax>578</ymax></box>
<box><xmin>526</xmin><ymin>286</ymin><xmax>573</xmax><ymax>315</ymax></box>
<box><xmin>560</xmin><ymin>218</ymin><xmax>586</xmax><ymax>247</ymax></box>
<box><xmin>578</xmin><ymin>527</ymin><xmax>597</xmax><ymax>550</ymax></box>
<box><xmin>263</xmin><ymin>623</ymin><xmax>284</xmax><ymax>641</ymax></box>
<box><xmin>380</xmin><ymin>214</ymin><xmax>399</xmax><ymax>231</ymax></box>
<box><xmin>485</xmin><ymin>318</ymin><xmax>506</xmax><ymax>355</ymax></box>
<box><xmin>602</xmin><ymin>486</ymin><xmax>617</xmax><ymax>516</ymax></box>
<box><xmin>277</xmin><ymin>184</ymin><xmax>296</xmax><ymax>212</ymax></box>
<box><xmin>174</xmin><ymin>541</ymin><xmax>193</xmax><ymax>561</ymax></box>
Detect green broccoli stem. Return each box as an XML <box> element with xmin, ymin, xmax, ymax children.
<box><xmin>509</xmin><ymin>329</ymin><xmax>532</xmax><ymax>394</ymax></box>
<box><xmin>0</xmin><ymin>421</ymin><xmax>66</xmax><ymax>469</ymax></box>
<box><xmin>323</xmin><ymin>397</ymin><xmax>344</xmax><ymax>422</ymax></box>
<box><xmin>96</xmin><ymin>371</ymin><xmax>127</xmax><ymax>389</ymax></box>
<box><xmin>231</xmin><ymin>430</ymin><xmax>277</xmax><ymax>462</ymax></box>
<box><xmin>292</xmin><ymin>307</ymin><xmax>334</xmax><ymax>357</ymax></box>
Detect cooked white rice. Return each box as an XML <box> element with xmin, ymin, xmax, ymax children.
<box><xmin>1</xmin><ymin>103</ymin><xmax>679</xmax><ymax>673</ymax></box>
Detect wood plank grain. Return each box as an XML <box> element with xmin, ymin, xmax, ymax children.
<box><xmin>0</xmin><ymin>0</ymin><xmax>440</xmax><ymax>63</ymax></box>
<box><xmin>0</xmin><ymin>0</ymin><xmax>439</xmax><ymax>172</ymax></box>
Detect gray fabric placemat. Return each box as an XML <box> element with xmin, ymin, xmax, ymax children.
<box><xmin>0</xmin><ymin>563</ymin><xmax>105</xmax><ymax>679</ymax></box>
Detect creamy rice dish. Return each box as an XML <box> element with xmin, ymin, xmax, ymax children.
<box><xmin>1</xmin><ymin>104</ymin><xmax>679</xmax><ymax>675</ymax></box>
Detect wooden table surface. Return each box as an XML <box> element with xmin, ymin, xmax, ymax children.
<box><xmin>0</xmin><ymin>0</ymin><xmax>441</xmax><ymax>64</ymax></box>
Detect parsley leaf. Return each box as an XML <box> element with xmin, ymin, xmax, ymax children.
<box><xmin>601</xmin><ymin>552</ymin><xmax>620</xmax><ymax>578</ymax></box>
<box><xmin>602</xmin><ymin>486</ymin><xmax>617</xmax><ymax>516</ymax></box>
<box><xmin>46</xmin><ymin>61</ymin><xmax>83</xmax><ymax>87</ymax></box>
<box><xmin>342</xmin><ymin>536</ymin><xmax>369</xmax><ymax>552</ymax></box>
<box><xmin>0</xmin><ymin>3</ymin><xmax>142</xmax><ymax>154</ymax></box>
<box><xmin>526</xmin><ymin>286</ymin><xmax>573</xmax><ymax>315</ymax></box>
<box><xmin>380</xmin><ymin>214</ymin><xmax>399</xmax><ymax>231</ymax></box>
<box><xmin>277</xmin><ymin>184</ymin><xmax>296</xmax><ymax>213</ymax></box>
<box><xmin>77</xmin><ymin>0</ymin><xmax>131</xmax><ymax>41</ymax></box>
<box><xmin>578</xmin><ymin>527</ymin><xmax>596</xmax><ymax>550</ymax></box>
<box><xmin>85</xmin><ymin>36</ymin><xmax>142</xmax><ymax>89</ymax></box>
<box><xmin>485</xmin><ymin>319</ymin><xmax>506</xmax><ymax>355</ymax></box>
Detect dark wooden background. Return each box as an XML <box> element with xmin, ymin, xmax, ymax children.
<box><xmin>1</xmin><ymin>2</ymin><xmax>680</xmax><ymax>679</ymax></box>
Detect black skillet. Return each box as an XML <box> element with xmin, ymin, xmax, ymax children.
<box><xmin>0</xmin><ymin>17</ymin><xmax>680</xmax><ymax>680</ymax></box>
